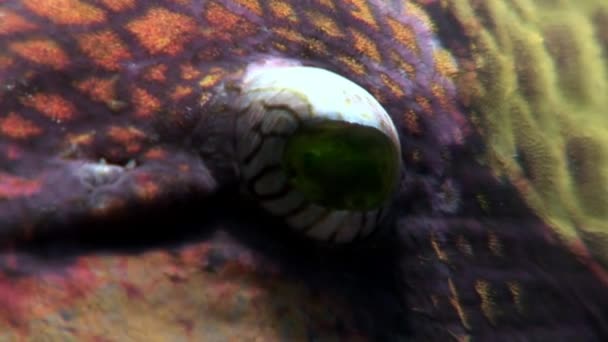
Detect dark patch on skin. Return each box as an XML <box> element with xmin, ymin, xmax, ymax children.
<box><xmin>514</xmin><ymin>146</ymin><xmax>534</xmax><ymax>182</ymax></box>
<box><xmin>9</xmin><ymin>183</ymin><xmax>412</xmax><ymax>341</ymax></box>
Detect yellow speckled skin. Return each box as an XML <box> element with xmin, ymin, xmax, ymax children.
<box><xmin>0</xmin><ymin>0</ymin><xmax>608</xmax><ymax>341</ymax></box>
<box><xmin>446</xmin><ymin>0</ymin><xmax>608</xmax><ymax>278</ymax></box>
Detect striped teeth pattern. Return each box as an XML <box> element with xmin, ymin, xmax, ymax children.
<box><xmin>307</xmin><ymin>211</ymin><xmax>349</xmax><ymax>241</ymax></box>
<box><xmin>286</xmin><ymin>204</ymin><xmax>327</xmax><ymax>230</ymax></box>
<box><xmin>360</xmin><ymin>209</ymin><xmax>380</xmax><ymax>237</ymax></box>
<box><xmin>242</xmin><ymin>136</ymin><xmax>285</xmax><ymax>180</ymax></box>
<box><xmin>253</xmin><ymin>167</ymin><xmax>286</xmax><ymax>196</ymax></box>
<box><xmin>237</xmin><ymin>124</ymin><xmax>262</xmax><ymax>162</ymax></box>
<box><xmin>232</xmin><ymin>62</ymin><xmax>399</xmax><ymax>243</ymax></box>
<box><xmin>260</xmin><ymin>108</ymin><xmax>298</xmax><ymax>134</ymax></box>
<box><xmin>333</xmin><ymin>212</ymin><xmax>365</xmax><ymax>243</ymax></box>
<box><xmin>261</xmin><ymin>190</ymin><xmax>306</xmax><ymax>216</ymax></box>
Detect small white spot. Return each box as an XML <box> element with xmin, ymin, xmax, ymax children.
<box><xmin>76</xmin><ymin>162</ymin><xmax>124</xmax><ymax>189</ymax></box>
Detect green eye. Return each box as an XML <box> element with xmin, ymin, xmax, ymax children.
<box><xmin>231</xmin><ymin>61</ymin><xmax>402</xmax><ymax>243</ymax></box>
<box><xmin>283</xmin><ymin>121</ymin><xmax>399</xmax><ymax>211</ymax></box>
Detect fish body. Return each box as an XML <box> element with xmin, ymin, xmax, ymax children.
<box><xmin>0</xmin><ymin>0</ymin><xmax>607</xmax><ymax>340</ymax></box>
<box><xmin>0</xmin><ymin>0</ymin><xmax>464</xmax><ymax>237</ymax></box>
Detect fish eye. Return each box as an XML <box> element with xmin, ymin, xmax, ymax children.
<box><xmin>232</xmin><ymin>63</ymin><xmax>401</xmax><ymax>243</ymax></box>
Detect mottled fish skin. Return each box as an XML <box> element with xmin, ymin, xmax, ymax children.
<box><xmin>0</xmin><ymin>0</ymin><xmax>463</xmax><ymax>238</ymax></box>
<box><xmin>0</xmin><ymin>0</ymin><xmax>607</xmax><ymax>341</ymax></box>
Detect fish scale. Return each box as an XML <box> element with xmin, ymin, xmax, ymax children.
<box><xmin>0</xmin><ymin>0</ymin><xmax>460</xmax><ymax>234</ymax></box>
<box><xmin>0</xmin><ymin>0</ymin><xmax>607</xmax><ymax>340</ymax></box>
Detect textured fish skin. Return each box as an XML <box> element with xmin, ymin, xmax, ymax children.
<box><xmin>0</xmin><ymin>0</ymin><xmax>463</xmax><ymax>238</ymax></box>
<box><xmin>0</xmin><ymin>0</ymin><xmax>607</xmax><ymax>340</ymax></box>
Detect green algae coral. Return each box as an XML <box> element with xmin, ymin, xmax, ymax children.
<box><xmin>448</xmin><ymin>0</ymin><xmax>608</xmax><ymax>266</ymax></box>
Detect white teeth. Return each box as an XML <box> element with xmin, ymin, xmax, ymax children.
<box><xmin>253</xmin><ymin>168</ymin><xmax>286</xmax><ymax>196</ymax></box>
<box><xmin>360</xmin><ymin>210</ymin><xmax>380</xmax><ymax>237</ymax></box>
<box><xmin>260</xmin><ymin>109</ymin><xmax>298</xmax><ymax>135</ymax></box>
<box><xmin>306</xmin><ymin>211</ymin><xmax>348</xmax><ymax>241</ymax></box>
<box><xmin>240</xmin><ymin>64</ymin><xmax>400</xmax><ymax>148</ymax></box>
<box><xmin>285</xmin><ymin>204</ymin><xmax>327</xmax><ymax>230</ymax></box>
<box><xmin>333</xmin><ymin>212</ymin><xmax>365</xmax><ymax>243</ymax></box>
<box><xmin>229</xmin><ymin>62</ymin><xmax>401</xmax><ymax>243</ymax></box>
<box><xmin>242</xmin><ymin>137</ymin><xmax>285</xmax><ymax>180</ymax></box>
<box><xmin>261</xmin><ymin>190</ymin><xmax>305</xmax><ymax>216</ymax></box>
<box><xmin>237</xmin><ymin>129</ymin><xmax>262</xmax><ymax>162</ymax></box>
